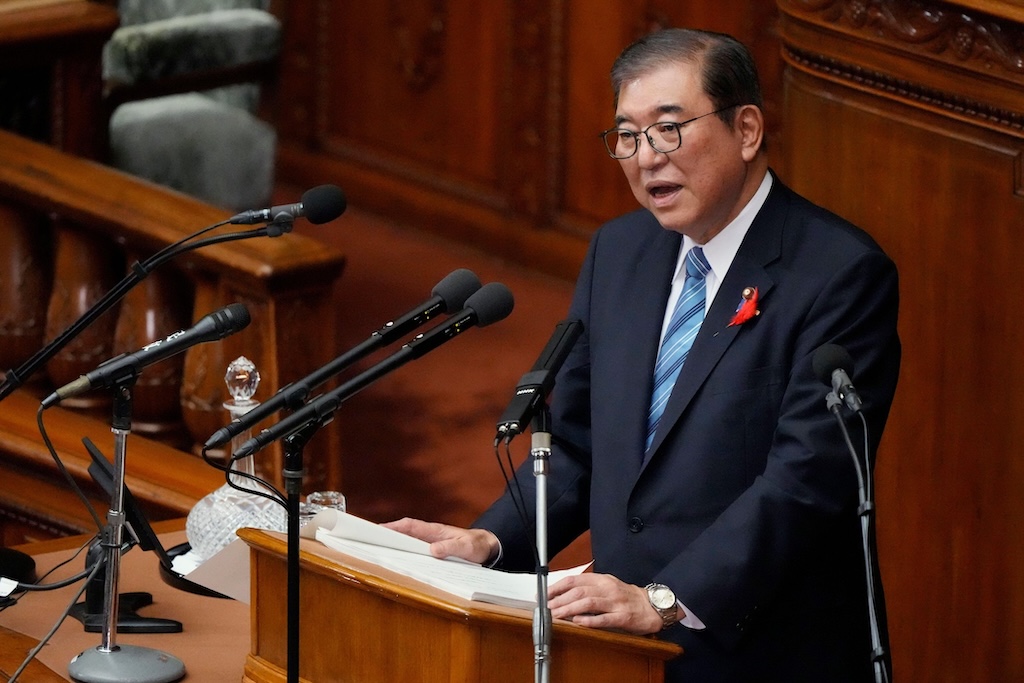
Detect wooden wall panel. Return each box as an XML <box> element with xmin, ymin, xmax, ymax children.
<box><xmin>784</xmin><ymin>72</ymin><xmax>1024</xmax><ymax>681</ymax></box>
<box><xmin>778</xmin><ymin>1</ymin><xmax>1024</xmax><ymax>680</ymax></box>
<box><xmin>561</xmin><ymin>0</ymin><xmax>785</xmax><ymax>230</ymax></box>
<box><xmin>265</xmin><ymin>1</ymin><xmax>1024</xmax><ymax>680</ymax></box>
<box><xmin>315</xmin><ymin>3</ymin><xmax>509</xmax><ymax>187</ymax></box>
<box><xmin>270</xmin><ymin>0</ymin><xmax>782</xmax><ymax>280</ymax></box>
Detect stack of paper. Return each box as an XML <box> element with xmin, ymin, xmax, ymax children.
<box><xmin>309</xmin><ymin>510</ymin><xmax>590</xmax><ymax>610</ymax></box>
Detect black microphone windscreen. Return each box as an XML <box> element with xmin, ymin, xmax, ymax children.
<box><xmin>432</xmin><ymin>269</ymin><xmax>482</xmax><ymax>310</ymax></box>
<box><xmin>812</xmin><ymin>343</ymin><xmax>854</xmax><ymax>385</ymax></box>
<box><xmin>467</xmin><ymin>283</ymin><xmax>515</xmax><ymax>327</ymax></box>
<box><xmin>221</xmin><ymin>302</ymin><xmax>251</xmax><ymax>329</ymax></box>
<box><xmin>301</xmin><ymin>185</ymin><xmax>347</xmax><ymax>224</ymax></box>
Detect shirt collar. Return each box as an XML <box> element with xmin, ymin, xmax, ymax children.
<box><xmin>676</xmin><ymin>170</ymin><xmax>773</xmax><ymax>300</ymax></box>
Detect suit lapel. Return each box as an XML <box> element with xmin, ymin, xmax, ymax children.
<box><xmin>618</xmin><ymin>227</ymin><xmax>683</xmax><ymax>462</ymax></box>
<box><xmin>642</xmin><ymin>181</ymin><xmax>788</xmax><ymax>464</ymax></box>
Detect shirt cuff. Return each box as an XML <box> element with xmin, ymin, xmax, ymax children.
<box><xmin>484</xmin><ymin>537</ymin><xmax>503</xmax><ymax>568</ymax></box>
<box><xmin>677</xmin><ymin>600</ymin><xmax>707</xmax><ymax>630</ymax></box>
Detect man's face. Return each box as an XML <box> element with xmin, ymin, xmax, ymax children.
<box><xmin>614</xmin><ymin>60</ymin><xmax>755</xmax><ymax>243</ymax></box>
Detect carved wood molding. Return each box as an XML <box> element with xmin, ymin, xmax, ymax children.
<box><xmin>778</xmin><ymin>0</ymin><xmax>1024</xmax><ymax>132</ymax></box>
<box><xmin>783</xmin><ymin>43</ymin><xmax>1024</xmax><ymax>131</ymax></box>
<box><xmin>389</xmin><ymin>0</ymin><xmax>447</xmax><ymax>92</ymax></box>
<box><xmin>784</xmin><ymin>0</ymin><xmax>1023</xmax><ymax>74</ymax></box>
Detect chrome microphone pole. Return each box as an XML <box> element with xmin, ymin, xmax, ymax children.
<box><xmin>531</xmin><ymin>406</ymin><xmax>553</xmax><ymax>683</ymax></box>
<box><xmin>67</xmin><ymin>383</ymin><xmax>185</xmax><ymax>683</ymax></box>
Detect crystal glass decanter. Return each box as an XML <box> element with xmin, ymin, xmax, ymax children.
<box><xmin>185</xmin><ymin>356</ymin><xmax>287</xmax><ymax>562</ymax></box>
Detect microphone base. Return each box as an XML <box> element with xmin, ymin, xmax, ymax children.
<box><xmin>69</xmin><ymin>591</ymin><xmax>183</xmax><ymax>634</ymax></box>
<box><xmin>69</xmin><ymin>644</ymin><xmax>185</xmax><ymax>683</ymax></box>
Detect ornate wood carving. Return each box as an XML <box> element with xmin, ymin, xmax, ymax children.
<box><xmin>786</xmin><ymin>0</ymin><xmax>1024</xmax><ymax>76</ymax></box>
<box><xmin>389</xmin><ymin>0</ymin><xmax>448</xmax><ymax>92</ymax></box>
<box><xmin>0</xmin><ymin>128</ymin><xmax>345</xmax><ymax>541</ymax></box>
<box><xmin>779</xmin><ymin>0</ymin><xmax>1024</xmax><ymax>133</ymax></box>
<box><xmin>113</xmin><ymin>256</ymin><xmax>193</xmax><ymax>443</ymax></box>
<box><xmin>783</xmin><ymin>45</ymin><xmax>1024</xmax><ymax>130</ymax></box>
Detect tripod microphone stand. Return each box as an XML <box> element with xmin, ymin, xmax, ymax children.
<box><xmin>67</xmin><ymin>382</ymin><xmax>185</xmax><ymax>683</ymax></box>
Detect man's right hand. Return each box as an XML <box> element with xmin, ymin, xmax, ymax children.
<box><xmin>383</xmin><ymin>518</ymin><xmax>500</xmax><ymax>565</ymax></box>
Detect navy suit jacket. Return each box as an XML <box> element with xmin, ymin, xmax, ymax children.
<box><xmin>476</xmin><ymin>175</ymin><xmax>901</xmax><ymax>682</ymax></box>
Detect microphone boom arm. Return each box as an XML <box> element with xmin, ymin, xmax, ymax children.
<box><xmin>233</xmin><ymin>282</ymin><xmax>514</xmax><ymax>460</ymax></box>
<box><xmin>0</xmin><ymin>224</ymin><xmax>273</xmax><ymax>403</ymax></box>
<box><xmin>232</xmin><ymin>337</ymin><xmax>434</xmax><ymax>460</ymax></box>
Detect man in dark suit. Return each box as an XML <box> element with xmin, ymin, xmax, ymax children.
<box><xmin>389</xmin><ymin>28</ymin><xmax>900</xmax><ymax>682</ymax></box>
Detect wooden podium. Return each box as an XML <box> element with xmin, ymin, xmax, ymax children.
<box><xmin>239</xmin><ymin>529</ymin><xmax>682</xmax><ymax>683</ymax></box>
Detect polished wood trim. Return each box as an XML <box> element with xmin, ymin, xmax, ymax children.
<box><xmin>0</xmin><ymin>131</ymin><xmax>343</xmax><ymax>288</ymax></box>
<box><xmin>0</xmin><ymin>128</ymin><xmax>346</xmax><ymax>540</ymax></box>
<box><xmin>778</xmin><ymin>0</ymin><xmax>1024</xmax><ymax>126</ymax></box>
<box><xmin>0</xmin><ymin>389</ymin><xmax>225</xmax><ymax>536</ymax></box>
<box><xmin>0</xmin><ymin>1</ymin><xmax>117</xmax><ymax>45</ymax></box>
<box><xmin>240</xmin><ymin>528</ymin><xmax>679</xmax><ymax>683</ymax></box>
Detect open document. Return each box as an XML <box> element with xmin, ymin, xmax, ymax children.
<box><xmin>303</xmin><ymin>509</ymin><xmax>591</xmax><ymax>611</ymax></box>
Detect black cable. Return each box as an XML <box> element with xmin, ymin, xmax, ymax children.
<box><xmin>139</xmin><ymin>218</ymin><xmax>232</xmax><ymax>273</ymax></box>
<box><xmin>200</xmin><ymin>446</ymin><xmax>287</xmax><ymax>510</ymax></box>
<box><xmin>859</xmin><ymin>411</ymin><xmax>873</xmax><ymax>502</ymax></box>
<box><xmin>7</xmin><ymin>553</ymin><xmax>104</xmax><ymax>682</ymax></box>
<box><xmin>36</xmin><ymin>405</ymin><xmax>104</xmax><ymax>532</ymax></box>
<box><xmin>493</xmin><ymin>436</ymin><xmax>541</xmax><ymax>567</ymax></box>
<box><xmin>0</xmin><ymin>536</ymin><xmax>93</xmax><ymax>614</ymax></box>
<box><xmin>9</xmin><ymin>550</ymin><xmax>103</xmax><ymax>592</ymax></box>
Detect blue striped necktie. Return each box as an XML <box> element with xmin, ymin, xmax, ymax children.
<box><xmin>646</xmin><ymin>247</ymin><xmax>710</xmax><ymax>451</ymax></box>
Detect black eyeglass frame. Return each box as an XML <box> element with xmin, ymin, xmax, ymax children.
<box><xmin>598</xmin><ymin>104</ymin><xmax>740</xmax><ymax>159</ymax></box>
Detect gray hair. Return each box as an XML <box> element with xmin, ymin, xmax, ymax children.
<box><xmin>610</xmin><ymin>28</ymin><xmax>763</xmax><ymax>128</ymax></box>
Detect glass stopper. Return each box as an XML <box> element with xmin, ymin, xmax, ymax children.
<box><xmin>225</xmin><ymin>355</ymin><xmax>260</xmax><ymax>405</ymax></box>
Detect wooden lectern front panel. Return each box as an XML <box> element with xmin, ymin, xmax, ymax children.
<box><xmin>242</xmin><ymin>530</ymin><xmax>678</xmax><ymax>683</ymax></box>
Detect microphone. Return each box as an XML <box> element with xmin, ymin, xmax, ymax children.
<box><xmin>228</xmin><ymin>185</ymin><xmax>347</xmax><ymax>225</ymax></box>
<box><xmin>42</xmin><ymin>303</ymin><xmax>251</xmax><ymax>408</ymax></box>
<box><xmin>495</xmin><ymin>318</ymin><xmax>583</xmax><ymax>439</ymax></box>
<box><xmin>812</xmin><ymin>343</ymin><xmax>863</xmax><ymax>413</ymax></box>
<box><xmin>232</xmin><ymin>282</ymin><xmax>515</xmax><ymax>460</ymax></box>
<box><xmin>203</xmin><ymin>268</ymin><xmax>482</xmax><ymax>450</ymax></box>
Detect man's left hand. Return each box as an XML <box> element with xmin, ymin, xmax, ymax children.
<box><xmin>546</xmin><ymin>572</ymin><xmax>671</xmax><ymax>635</ymax></box>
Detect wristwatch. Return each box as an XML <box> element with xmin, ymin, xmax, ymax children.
<box><xmin>645</xmin><ymin>583</ymin><xmax>680</xmax><ymax>629</ymax></box>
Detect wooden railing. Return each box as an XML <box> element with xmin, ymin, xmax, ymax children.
<box><xmin>0</xmin><ymin>129</ymin><xmax>345</xmax><ymax>544</ymax></box>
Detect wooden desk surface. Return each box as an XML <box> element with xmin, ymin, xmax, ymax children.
<box><xmin>0</xmin><ymin>521</ymin><xmax>250</xmax><ymax>681</ymax></box>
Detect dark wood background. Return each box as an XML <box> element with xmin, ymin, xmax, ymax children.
<box><xmin>265</xmin><ymin>1</ymin><xmax>1024</xmax><ymax>681</ymax></box>
<box><xmin>0</xmin><ymin>0</ymin><xmax>1020</xmax><ymax>681</ymax></box>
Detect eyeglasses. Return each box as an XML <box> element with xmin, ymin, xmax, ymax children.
<box><xmin>599</xmin><ymin>105</ymin><xmax>738</xmax><ymax>159</ymax></box>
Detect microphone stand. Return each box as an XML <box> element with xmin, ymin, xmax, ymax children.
<box><xmin>67</xmin><ymin>382</ymin><xmax>185</xmax><ymax>683</ymax></box>
<box><xmin>825</xmin><ymin>392</ymin><xmax>890</xmax><ymax>683</ymax></box>
<box><xmin>278</xmin><ymin>417</ymin><xmax>328</xmax><ymax>683</ymax></box>
<box><xmin>530</xmin><ymin>406</ymin><xmax>553</xmax><ymax>683</ymax></box>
